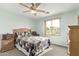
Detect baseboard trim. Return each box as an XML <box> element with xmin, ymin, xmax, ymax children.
<box><xmin>51</xmin><ymin>44</ymin><xmax>68</xmax><ymax>48</ymax></box>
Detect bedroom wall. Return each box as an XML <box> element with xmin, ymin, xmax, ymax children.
<box><xmin>0</xmin><ymin>10</ymin><xmax>36</xmax><ymax>34</ymax></box>
<box><xmin>0</xmin><ymin>9</ymin><xmax>36</xmax><ymax>50</ymax></box>
<box><xmin>77</xmin><ymin>9</ymin><xmax>79</xmax><ymax>21</ymax></box>
<box><xmin>35</xmin><ymin>10</ymin><xmax>78</xmax><ymax>47</ymax></box>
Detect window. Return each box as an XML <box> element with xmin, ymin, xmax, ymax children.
<box><xmin>45</xmin><ymin>19</ymin><xmax>60</xmax><ymax>36</ymax></box>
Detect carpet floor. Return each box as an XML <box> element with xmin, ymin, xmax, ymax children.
<box><xmin>0</xmin><ymin>45</ymin><xmax>68</xmax><ymax>56</ymax></box>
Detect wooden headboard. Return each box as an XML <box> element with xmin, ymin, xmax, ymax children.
<box><xmin>13</xmin><ymin>28</ymin><xmax>31</xmax><ymax>34</ymax></box>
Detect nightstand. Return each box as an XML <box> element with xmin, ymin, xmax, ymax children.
<box><xmin>1</xmin><ymin>34</ymin><xmax>14</xmax><ymax>52</ymax></box>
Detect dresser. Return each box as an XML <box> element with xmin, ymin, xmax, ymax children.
<box><xmin>68</xmin><ymin>26</ymin><xmax>79</xmax><ymax>56</ymax></box>
<box><xmin>0</xmin><ymin>34</ymin><xmax>14</xmax><ymax>52</ymax></box>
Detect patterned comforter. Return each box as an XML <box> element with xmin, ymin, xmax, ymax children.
<box><xmin>15</xmin><ymin>33</ymin><xmax>50</xmax><ymax>56</ymax></box>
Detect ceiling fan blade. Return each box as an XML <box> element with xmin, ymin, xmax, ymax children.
<box><xmin>31</xmin><ymin>3</ymin><xmax>35</xmax><ymax>10</ymax></box>
<box><xmin>19</xmin><ymin>3</ymin><xmax>30</xmax><ymax>9</ymax></box>
<box><xmin>36</xmin><ymin>9</ymin><xmax>49</xmax><ymax>14</ymax></box>
<box><xmin>31</xmin><ymin>3</ymin><xmax>40</xmax><ymax>9</ymax></box>
<box><xmin>31</xmin><ymin>3</ymin><xmax>34</xmax><ymax>7</ymax></box>
<box><xmin>35</xmin><ymin>3</ymin><xmax>40</xmax><ymax>8</ymax></box>
<box><xmin>23</xmin><ymin>10</ymin><xmax>30</xmax><ymax>12</ymax></box>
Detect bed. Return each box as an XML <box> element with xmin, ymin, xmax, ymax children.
<box><xmin>13</xmin><ymin>28</ymin><xmax>50</xmax><ymax>56</ymax></box>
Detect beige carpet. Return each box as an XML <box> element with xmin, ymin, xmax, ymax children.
<box><xmin>0</xmin><ymin>45</ymin><xmax>68</xmax><ymax>56</ymax></box>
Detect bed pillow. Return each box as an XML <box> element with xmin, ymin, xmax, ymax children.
<box><xmin>24</xmin><ymin>32</ymin><xmax>31</xmax><ymax>37</ymax></box>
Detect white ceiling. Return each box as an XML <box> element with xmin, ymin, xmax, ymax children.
<box><xmin>0</xmin><ymin>3</ymin><xmax>79</xmax><ymax>19</ymax></box>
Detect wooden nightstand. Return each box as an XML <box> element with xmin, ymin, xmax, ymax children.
<box><xmin>1</xmin><ymin>34</ymin><xmax>15</xmax><ymax>52</ymax></box>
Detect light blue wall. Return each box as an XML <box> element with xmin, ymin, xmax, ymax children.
<box><xmin>35</xmin><ymin>10</ymin><xmax>78</xmax><ymax>47</ymax></box>
<box><xmin>0</xmin><ymin>10</ymin><xmax>36</xmax><ymax>34</ymax></box>
<box><xmin>0</xmin><ymin>9</ymin><xmax>37</xmax><ymax>49</ymax></box>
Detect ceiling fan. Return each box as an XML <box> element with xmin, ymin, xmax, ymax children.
<box><xmin>19</xmin><ymin>3</ymin><xmax>49</xmax><ymax>15</ymax></box>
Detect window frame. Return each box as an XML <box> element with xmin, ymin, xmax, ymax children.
<box><xmin>44</xmin><ymin>18</ymin><xmax>61</xmax><ymax>36</ymax></box>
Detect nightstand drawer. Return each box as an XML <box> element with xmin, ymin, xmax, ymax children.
<box><xmin>1</xmin><ymin>38</ymin><xmax>14</xmax><ymax>52</ymax></box>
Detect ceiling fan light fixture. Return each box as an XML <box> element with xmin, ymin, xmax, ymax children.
<box><xmin>30</xmin><ymin>10</ymin><xmax>37</xmax><ymax>14</ymax></box>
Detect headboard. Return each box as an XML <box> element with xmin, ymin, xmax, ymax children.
<box><xmin>13</xmin><ymin>28</ymin><xmax>31</xmax><ymax>43</ymax></box>
<box><xmin>13</xmin><ymin>28</ymin><xmax>31</xmax><ymax>34</ymax></box>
